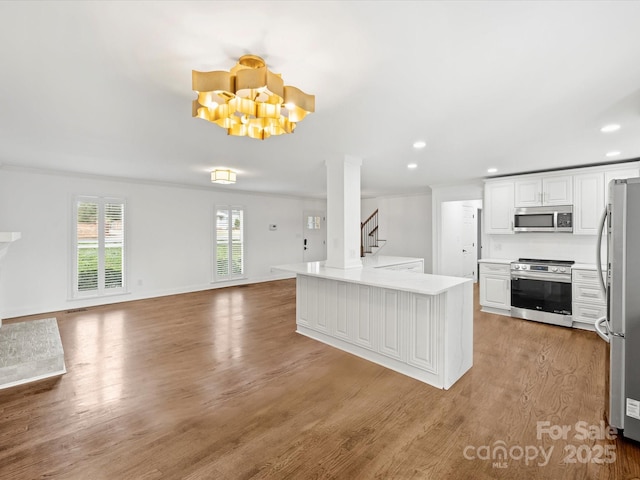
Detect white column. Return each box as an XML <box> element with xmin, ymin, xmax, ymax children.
<box><xmin>325</xmin><ymin>156</ymin><xmax>363</xmax><ymax>269</ymax></box>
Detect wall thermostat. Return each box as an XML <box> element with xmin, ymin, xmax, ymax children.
<box><xmin>269</xmin><ymin>224</ymin><xmax>277</xmax><ymax>231</ymax></box>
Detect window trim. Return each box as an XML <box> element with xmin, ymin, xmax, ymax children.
<box><xmin>71</xmin><ymin>195</ymin><xmax>127</xmax><ymax>299</ymax></box>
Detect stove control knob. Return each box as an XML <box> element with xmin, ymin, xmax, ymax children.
<box><xmin>551</xmin><ymin>266</ymin><xmax>558</xmax><ymax>272</ymax></box>
<box><xmin>559</xmin><ymin>267</ymin><xmax>566</xmax><ymax>273</ymax></box>
<box><xmin>514</xmin><ymin>265</ymin><xmax>520</xmax><ymax>270</ymax></box>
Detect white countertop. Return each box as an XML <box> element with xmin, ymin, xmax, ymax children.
<box><xmin>478</xmin><ymin>258</ymin><xmax>513</xmax><ymax>264</ymax></box>
<box><xmin>273</xmin><ymin>260</ymin><xmax>471</xmax><ymax>295</ymax></box>
<box><xmin>361</xmin><ymin>255</ymin><xmax>423</xmax><ymax>268</ymax></box>
<box><xmin>0</xmin><ymin>232</ymin><xmax>21</xmax><ymax>243</ymax></box>
<box><xmin>572</xmin><ymin>263</ymin><xmax>604</xmax><ymax>270</ymax></box>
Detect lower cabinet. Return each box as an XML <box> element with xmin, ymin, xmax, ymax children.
<box><xmin>572</xmin><ymin>268</ymin><xmax>606</xmax><ymax>330</ymax></box>
<box><xmin>479</xmin><ymin>263</ymin><xmax>511</xmax><ymax>315</ymax></box>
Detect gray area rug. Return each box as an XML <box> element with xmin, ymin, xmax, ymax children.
<box><xmin>0</xmin><ymin>318</ymin><xmax>66</xmax><ymax>389</ymax></box>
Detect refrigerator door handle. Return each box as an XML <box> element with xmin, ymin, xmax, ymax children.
<box><xmin>595</xmin><ymin>316</ymin><xmax>610</xmax><ymax>343</ymax></box>
<box><xmin>596</xmin><ymin>207</ymin><xmax>608</xmax><ymax>296</ymax></box>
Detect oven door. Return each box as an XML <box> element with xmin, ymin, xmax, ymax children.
<box><xmin>511</xmin><ymin>272</ymin><xmax>572</xmax><ymax>326</ymax></box>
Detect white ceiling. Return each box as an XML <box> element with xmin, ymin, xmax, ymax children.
<box><xmin>1</xmin><ymin>1</ymin><xmax>640</xmax><ymax>198</ymax></box>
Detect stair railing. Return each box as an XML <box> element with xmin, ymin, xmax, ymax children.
<box><xmin>361</xmin><ymin>209</ymin><xmax>379</xmax><ymax>257</ymax></box>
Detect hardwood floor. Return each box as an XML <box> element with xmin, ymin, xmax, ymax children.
<box><xmin>1</xmin><ymin>279</ymin><xmax>639</xmax><ymax>479</ymax></box>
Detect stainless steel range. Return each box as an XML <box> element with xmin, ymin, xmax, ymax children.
<box><xmin>510</xmin><ymin>258</ymin><xmax>575</xmax><ymax>327</ymax></box>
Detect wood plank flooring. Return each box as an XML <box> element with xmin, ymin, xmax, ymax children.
<box><xmin>1</xmin><ymin>279</ymin><xmax>639</xmax><ymax>479</ymax></box>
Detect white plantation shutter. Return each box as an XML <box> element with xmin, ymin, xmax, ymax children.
<box><xmin>74</xmin><ymin>196</ymin><xmax>126</xmax><ymax>297</ymax></box>
<box><xmin>215</xmin><ymin>207</ymin><xmax>244</xmax><ymax>280</ymax></box>
<box><xmin>76</xmin><ymin>201</ymin><xmax>99</xmax><ymax>292</ymax></box>
<box><xmin>104</xmin><ymin>202</ymin><xmax>124</xmax><ymax>290</ymax></box>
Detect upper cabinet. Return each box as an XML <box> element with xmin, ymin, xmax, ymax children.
<box><xmin>573</xmin><ymin>172</ymin><xmax>604</xmax><ymax>235</ymax></box>
<box><xmin>484</xmin><ymin>161</ymin><xmax>639</xmax><ymax>236</ymax></box>
<box><xmin>573</xmin><ymin>165</ymin><xmax>640</xmax><ymax>235</ymax></box>
<box><xmin>484</xmin><ymin>181</ymin><xmax>514</xmax><ymax>234</ymax></box>
<box><xmin>514</xmin><ymin>175</ymin><xmax>573</xmax><ymax>207</ymax></box>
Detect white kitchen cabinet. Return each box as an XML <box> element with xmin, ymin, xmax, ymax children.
<box><xmin>483</xmin><ymin>161</ymin><xmax>639</xmax><ymax>239</ymax></box>
<box><xmin>573</xmin><ymin>165</ymin><xmax>639</xmax><ymax>235</ymax></box>
<box><xmin>573</xmin><ymin>172</ymin><xmax>605</xmax><ymax>235</ymax></box>
<box><xmin>484</xmin><ymin>181</ymin><xmax>514</xmax><ymax>234</ymax></box>
<box><xmin>514</xmin><ymin>174</ymin><xmax>573</xmax><ymax>207</ymax></box>
<box><xmin>479</xmin><ymin>262</ymin><xmax>511</xmax><ymax>315</ymax></box>
<box><xmin>572</xmin><ymin>267</ymin><xmax>606</xmax><ymax>330</ymax></box>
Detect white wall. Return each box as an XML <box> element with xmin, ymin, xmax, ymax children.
<box><xmin>0</xmin><ymin>167</ymin><xmax>325</xmax><ymax>318</ymax></box>
<box><xmin>361</xmin><ymin>192</ymin><xmax>433</xmax><ymax>272</ymax></box>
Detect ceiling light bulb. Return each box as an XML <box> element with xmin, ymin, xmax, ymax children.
<box><xmin>601</xmin><ymin>124</ymin><xmax>621</xmax><ymax>133</ymax></box>
<box><xmin>413</xmin><ymin>140</ymin><xmax>426</xmax><ymax>149</ymax></box>
<box><xmin>606</xmin><ymin>151</ymin><xmax>621</xmax><ymax>157</ymax></box>
<box><xmin>407</xmin><ymin>163</ymin><xmax>418</xmax><ymax>169</ymax></box>
<box><xmin>487</xmin><ymin>168</ymin><xmax>498</xmax><ymax>173</ymax></box>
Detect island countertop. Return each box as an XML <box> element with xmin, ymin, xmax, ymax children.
<box><xmin>273</xmin><ymin>260</ymin><xmax>471</xmax><ymax>296</ymax></box>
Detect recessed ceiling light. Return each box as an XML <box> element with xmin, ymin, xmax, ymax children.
<box><xmin>413</xmin><ymin>140</ymin><xmax>426</xmax><ymax>149</ymax></box>
<box><xmin>487</xmin><ymin>168</ymin><xmax>498</xmax><ymax>173</ymax></box>
<box><xmin>606</xmin><ymin>151</ymin><xmax>621</xmax><ymax>158</ymax></box>
<box><xmin>407</xmin><ymin>163</ymin><xmax>418</xmax><ymax>169</ymax></box>
<box><xmin>601</xmin><ymin>124</ymin><xmax>621</xmax><ymax>133</ymax></box>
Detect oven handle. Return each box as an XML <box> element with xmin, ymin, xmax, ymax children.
<box><xmin>511</xmin><ymin>272</ymin><xmax>572</xmax><ymax>283</ymax></box>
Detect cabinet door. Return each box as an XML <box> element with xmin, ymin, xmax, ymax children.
<box><xmin>379</xmin><ymin>289</ymin><xmax>403</xmax><ymax>360</ymax></box>
<box><xmin>514</xmin><ymin>178</ymin><xmax>542</xmax><ymax>207</ymax></box>
<box><xmin>352</xmin><ymin>285</ymin><xmax>375</xmax><ymax>350</ymax></box>
<box><xmin>479</xmin><ymin>274</ymin><xmax>511</xmax><ymax>309</ymax></box>
<box><xmin>543</xmin><ymin>175</ymin><xmax>573</xmax><ymax>205</ymax></box>
<box><xmin>573</xmin><ymin>172</ymin><xmax>604</xmax><ymax>235</ymax></box>
<box><xmin>484</xmin><ymin>181</ymin><xmax>514</xmax><ymax>234</ymax></box>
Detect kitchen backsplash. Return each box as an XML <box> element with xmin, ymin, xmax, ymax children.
<box><xmin>485</xmin><ymin>233</ymin><xmax>604</xmax><ymax>264</ymax></box>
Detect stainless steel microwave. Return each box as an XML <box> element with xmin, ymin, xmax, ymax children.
<box><xmin>513</xmin><ymin>205</ymin><xmax>573</xmax><ymax>233</ymax></box>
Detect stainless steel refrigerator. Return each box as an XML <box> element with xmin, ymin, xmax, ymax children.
<box><xmin>596</xmin><ymin>177</ymin><xmax>640</xmax><ymax>441</ymax></box>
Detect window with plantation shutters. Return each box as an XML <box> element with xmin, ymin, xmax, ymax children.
<box><xmin>215</xmin><ymin>207</ymin><xmax>244</xmax><ymax>280</ymax></box>
<box><xmin>73</xmin><ymin>196</ymin><xmax>126</xmax><ymax>297</ymax></box>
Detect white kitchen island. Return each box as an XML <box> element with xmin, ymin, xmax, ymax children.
<box><xmin>274</xmin><ymin>257</ymin><xmax>473</xmax><ymax>390</ymax></box>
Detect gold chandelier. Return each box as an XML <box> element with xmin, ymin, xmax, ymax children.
<box><xmin>192</xmin><ymin>55</ymin><xmax>315</xmax><ymax>140</ymax></box>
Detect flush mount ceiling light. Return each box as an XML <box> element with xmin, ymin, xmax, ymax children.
<box><xmin>413</xmin><ymin>140</ymin><xmax>427</xmax><ymax>149</ymax></box>
<box><xmin>601</xmin><ymin>124</ymin><xmax>621</xmax><ymax>133</ymax></box>
<box><xmin>606</xmin><ymin>151</ymin><xmax>621</xmax><ymax>158</ymax></box>
<box><xmin>487</xmin><ymin>167</ymin><xmax>498</xmax><ymax>174</ymax></box>
<box><xmin>407</xmin><ymin>163</ymin><xmax>418</xmax><ymax>169</ymax></box>
<box><xmin>192</xmin><ymin>55</ymin><xmax>315</xmax><ymax>140</ymax></box>
<box><xmin>211</xmin><ymin>169</ymin><xmax>237</xmax><ymax>184</ymax></box>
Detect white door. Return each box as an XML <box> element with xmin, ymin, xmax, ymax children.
<box><xmin>461</xmin><ymin>205</ymin><xmax>477</xmax><ymax>281</ymax></box>
<box><xmin>303</xmin><ymin>211</ymin><xmax>326</xmax><ymax>262</ymax></box>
